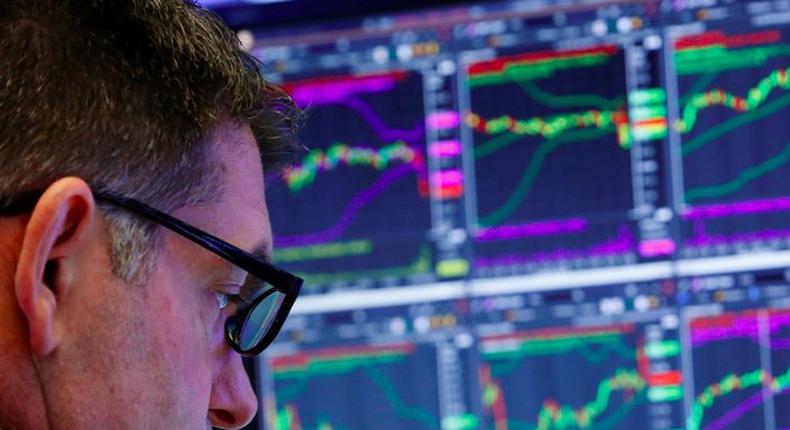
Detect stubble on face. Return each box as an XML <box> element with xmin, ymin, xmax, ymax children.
<box><xmin>33</xmin><ymin>235</ymin><xmax>187</xmax><ymax>429</ymax></box>
<box><xmin>33</xmin><ymin>122</ymin><xmax>268</xmax><ymax>430</ymax></box>
<box><xmin>30</xmin><ymin>208</ymin><xmax>219</xmax><ymax>430</ymax></box>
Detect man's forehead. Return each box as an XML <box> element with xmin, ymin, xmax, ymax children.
<box><xmin>181</xmin><ymin>121</ymin><xmax>272</xmax><ymax>257</ymax></box>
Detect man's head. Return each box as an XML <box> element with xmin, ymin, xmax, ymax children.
<box><xmin>0</xmin><ymin>1</ymin><xmax>301</xmax><ymax>428</ymax></box>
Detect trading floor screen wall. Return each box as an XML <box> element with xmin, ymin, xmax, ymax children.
<box><xmin>206</xmin><ymin>1</ymin><xmax>790</xmax><ymax>429</ymax></box>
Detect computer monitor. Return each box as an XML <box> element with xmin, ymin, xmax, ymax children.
<box><xmin>208</xmin><ymin>0</ymin><xmax>790</xmax><ymax>429</ymax></box>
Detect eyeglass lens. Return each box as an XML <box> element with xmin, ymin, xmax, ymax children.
<box><xmin>234</xmin><ymin>281</ymin><xmax>287</xmax><ymax>352</ymax></box>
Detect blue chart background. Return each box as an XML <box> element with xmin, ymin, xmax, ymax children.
<box><xmin>677</xmin><ymin>28</ymin><xmax>790</xmax><ymax>245</ymax></box>
<box><xmin>271</xmin><ymin>344</ymin><xmax>442</xmax><ymax>430</ymax></box>
<box><xmin>479</xmin><ymin>328</ymin><xmax>648</xmax><ymax>430</ymax></box>
<box><xmin>265</xmin><ymin>71</ymin><xmax>432</xmax><ymax>287</ymax></box>
<box><xmin>197</xmin><ymin>2</ymin><xmax>790</xmax><ymax>430</ymax></box>
<box><xmin>469</xmin><ymin>47</ymin><xmax>634</xmax><ymax>269</ymax></box>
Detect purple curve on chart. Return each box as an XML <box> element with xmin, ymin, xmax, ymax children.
<box><xmin>686</xmin><ymin>217</ymin><xmax>790</xmax><ymax>247</ymax></box>
<box><xmin>340</xmin><ymin>97</ymin><xmax>425</xmax><ymax>144</ymax></box>
<box><xmin>275</xmin><ymin>163</ymin><xmax>418</xmax><ymax>247</ymax></box>
<box><xmin>684</xmin><ymin>196</ymin><xmax>790</xmax><ymax>220</ymax></box>
<box><xmin>288</xmin><ymin>74</ymin><xmax>425</xmax><ymax>144</ymax></box>
<box><xmin>473</xmin><ymin>224</ymin><xmax>635</xmax><ymax>268</ymax></box>
<box><xmin>701</xmin><ymin>388</ymin><xmax>790</xmax><ymax>430</ymax></box>
<box><xmin>289</xmin><ymin>75</ymin><xmax>398</xmax><ymax>106</ymax></box>
<box><xmin>684</xmin><ymin>197</ymin><xmax>790</xmax><ymax>246</ymax></box>
<box><xmin>475</xmin><ymin>218</ymin><xmax>588</xmax><ymax>242</ymax></box>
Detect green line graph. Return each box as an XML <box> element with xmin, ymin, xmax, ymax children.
<box><xmin>477</xmin><ymin>127</ymin><xmax>614</xmax><ymax>228</ymax></box>
<box><xmin>475</xmin><ymin>131</ymin><xmax>525</xmax><ymax>160</ymax></box>
<box><xmin>675</xmin><ymin>44</ymin><xmax>790</xmax><ymax>75</ymax></box>
<box><xmin>285</xmin><ymin>141</ymin><xmax>421</xmax><ymax>192</ymax></box>
<box><xmin>515</xmin><ymin>80</ymin><xmax>625</xmax><ymax>111</ymax></box>
<box><xmin>299</xmin><ymin>243</ymin><xmax>431</xmax><ymax>286</ymax></box>
<box><xmin>686</xmin><ymin>367</ymin><xmax>790</xmax><ymax>430</ymax></box>
<box><xmin>362</xmin><ymin>366</ymin><xmax>440</xmax><ymax>429</ymax></box>
<box><xmin>502</xmin><ymin>392</ymin><xmax>647</xmax><ymax>430</ymax></box>
<box><xmin>469</xmin><ymin>77</ymin><xmax>627</xmax><ymax>161</ymax></box>
<box><xmin>275</xmin><ymin>240</ymin><xmax>373</xmax><ymax>263</ymax></box>
<box><xmin>274</xmin><ymin>406</ymin><xmax>351</xmax><ymax>430</ymax></box>
<box><xmin>492</xmin><ymin>392</ymin><xmax>647</xmax><ymax>430</ymax></box>
<box><xmin>483</xmin><ymin>331</ymin><xmax>635</xmax><ymax>377</ymax></box>
<box><xmin>468</xmin><ymin>109</ymin><xmax>624</xmax><ymax>141</ymax></box>
<box><xmin>685</xmin><ymin>139</ymin><xmax>790</xmax><ymax>202</ymax></box>
<box><xmin>677</xmin><ymin>49</ymin><xmax>790</xmax><ymax>204</ymax></box>
<box><xmin>470</xmin><ymin>46</ymin><xmax>629</xmax><ymax>229</ymax></box>
<box><xmin>483</xmin><ymin>366</ymin><xmax>647</xmax><ymax>430</ymax></box>
<box><xmin>681</xmin><ymin>91</ymin><xmax>790</xmax><ymax>157</ymax></box>
<box><xmin>273</xmin><ymin>347</ymin><xmax>440</xmax><ymax>430</ymax></box>
<box><xmin>467</xmin><ymin>72</ymin><xmax>626</xmax><ymax>144</ymax></box>
<box><xmin>678</xmin><ymin>72</ymin><xmax>720</xmax><ymax>106</ymax></box>
<box><xmin>678</xmin><ymin>66</ymin><xmax>790</xmax><ymax>135</ymax></box>
<box><xmin>273</xmin><ymin>349</ymin><xmax>409</xmax><ymax>402</ymax></box>
<box><xmin>468</xmin><ymin>47</ymin><xmax>616</xmax><ymax>87</ymax></box>
<box><xmin>274</xmin><ymin>366</ymin><xmax>440</xmax><ymax>429</ymax></box>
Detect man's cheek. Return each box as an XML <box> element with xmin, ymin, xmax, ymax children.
<box><xmin>154</xmin><ymin>299</ymin><xmax>216</xmax><ymax>414</ymax></box>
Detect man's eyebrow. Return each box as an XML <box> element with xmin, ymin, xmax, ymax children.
<box><xmin>239</xmin><ymin>242</ymin><xmax>274</xmax><ymax>299</ymax></box>
<box><xmin>250</xmin><ymin>242</ymin><xmax>273</xmax><ymax>264</ymax></box>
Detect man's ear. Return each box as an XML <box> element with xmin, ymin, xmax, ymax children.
<box><xmin>14</xmin><ymin>177</ymin><xmax>97</xmax><ymax>356</ymax></box>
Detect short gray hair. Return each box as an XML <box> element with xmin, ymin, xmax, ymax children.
<box><xmin>0</xmin><ymin>0</ymin><xmax>302</xmax><ymax>282</ymax></box>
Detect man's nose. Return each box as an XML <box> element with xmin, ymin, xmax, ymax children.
<box><xmin>208</xmin><ymin>353</ymin><xmax>259</xmax><ymax>429</ymax></box>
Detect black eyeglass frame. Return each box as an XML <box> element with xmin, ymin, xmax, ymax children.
<box><xmin>0</xmin><ymin>190</ymin><xmax>303</xmax><ymax>356</ymax></box>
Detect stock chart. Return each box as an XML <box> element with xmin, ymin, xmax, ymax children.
<box><xmin>467</xmin><ymin>45</ymin><xmax>635</xmax><ymax>275</ymax></box>
<box><xmin>228</xmin><ymin>1</ymin><xmax>790</xmax><ymax>429</ymax></box>
<box><xmin>262</xmin><ymin>299</ymin><xmax>481</xmax><ymax>430</ymax></box>
<box><xmin>266</xmin><ymin>343</ymin><xmax>443</xmax><ymax>430</ymax></box>
<box><xmin>686</xmin><ymin>309</ymin><xmax>790</xmax><ymax>430</ymax></box>
<box><xmin>473</xmin><ymin>278</ymin><xmax>684</xmax><ymax>430</ymax></box>
<box><xmin>266</xmin><ymin>71</ymin><xmax>433</xmax><ymax>291</ymax></box>
<box><xmin>479</xmin><ymin>325</ymin><xmax>650</xmax><ymax>430</ymax></box>
<box><xmin>675</xmin><ymin>28</ymin><xmax>790</xmax><ymax>257</ymax></box>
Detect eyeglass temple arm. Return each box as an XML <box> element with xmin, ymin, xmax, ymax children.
<box><xmin>93</xmin><ymin>191</ymin><xmax>304</xmax><ymax>293</ymax></box>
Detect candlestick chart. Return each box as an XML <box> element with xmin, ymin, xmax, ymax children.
<box><xmin>685</xmin><ymin>309</ymin><xmax>790</xmax><ymax>430</ymax></box>
<box><xmin>467</xmin><ymin>45</ymin><xmax>635</xmax><ymax>274</ymax></box>
<box><xmin>675</xmin><ymin>29</ymin><xmax>790</xmax><ymax>255</ymax></box>
<box><xmin>267</xmin><ymin>71</ymin><xmax>433</xmax><ymax>290</ymax></box>
<box><xmin>266</xmin><ymin>343</ymin><xmax>442</xmax><ymax>430</ymax></box>
<box><xmin>478</xmin><ymin>325</ymin><xmax>659</xmax><ymax>430</ymax></box>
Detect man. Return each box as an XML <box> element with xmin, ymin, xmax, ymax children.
<box><xmin>0</xmin><ymin>1</ymin><xmax>303</xmax><ymax>429</ymax></box>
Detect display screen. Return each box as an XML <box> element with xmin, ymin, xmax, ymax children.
<box><xmin>205</xmin><ymin>0</ymin><xmax>790</xmax><ymax>429</ymax></box>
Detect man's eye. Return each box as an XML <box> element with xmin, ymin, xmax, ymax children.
<box><xmin>214</xmin><ymin>292</ymin><xmax>232</xmax><ymax>310</ymax></box>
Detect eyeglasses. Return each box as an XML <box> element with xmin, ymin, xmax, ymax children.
<box><xmin>0</xmin><ymin>190</ymin><xmax>303</xmax><ymax>356</ymax></box>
